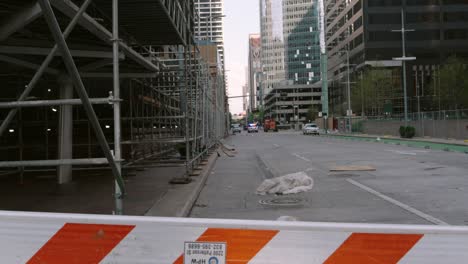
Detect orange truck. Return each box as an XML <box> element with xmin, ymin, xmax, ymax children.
<box><xmin>263</xmin><ymin>118</ymin><xmax>278</xmax><ymax>132</ymax></box>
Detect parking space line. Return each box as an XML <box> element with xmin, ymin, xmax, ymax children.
<box><xmin>292</xmin><ymin>153</ymin><xmax>311</xmax><ymax>162</ymax></box>
<box><xmin>384</xmin><ymin>149</ymin><xmax>417</xmax><ymax>155</ymax></box>
<box><xmin>346</xmin><ymin>178</ymin><xmax>449</xmax><ymax>226</ymax></box>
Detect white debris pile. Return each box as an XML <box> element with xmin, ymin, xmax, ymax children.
<box><xmin>256</xmin><ymin>171</ymin><xmax>314</xmax><ymax>195</ymax></box>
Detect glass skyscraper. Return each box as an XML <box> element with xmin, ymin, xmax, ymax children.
<box><xmin>260</xmin><ymin>0</ymin><xmax>321</xmax><ymax>96</ymax></box>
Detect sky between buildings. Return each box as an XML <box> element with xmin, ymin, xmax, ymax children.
<box><xmin>224</xmin><ymin>0</ymin><xmax>260</xmax><ymax>114</ymax></box>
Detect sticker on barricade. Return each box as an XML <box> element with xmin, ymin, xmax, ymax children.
<box><xmin>184</xmin><ymin>241</ymin><xmax>226</xmax><ymax>264</ymax></box>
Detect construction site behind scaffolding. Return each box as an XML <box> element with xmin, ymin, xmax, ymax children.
<box><xmin>0</xmin><ymin>0</ymin><xmax>229</xmax><ymax>214</ymax></box>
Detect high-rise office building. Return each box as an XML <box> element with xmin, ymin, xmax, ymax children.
<box><xmin>194</xmin><ymin>0</ymin><xmax>225</xmax><ymax>67</ymax></box>
<box><xmin>248</xmin><ymin>34</ymin><xmax>262</xmax><ymax>110</ymax></box>
<box><xmin>243</xmin><ymin>67</ymin><xmax>249</xmax><ymax>112</ymax></box>
<box><xmin>325</xmin><ymin>0</ymin><xmax>468</xmax><ymax>116</ymax></box>
<box><xmin>242</xmin><ymin>84</ymin><xmax>249</xmax><ymax>111</ymax></box>
<box><xmin>260</xmin><ymin>0</ymin><xmax>322</xmax><ymax>123</ymax></box>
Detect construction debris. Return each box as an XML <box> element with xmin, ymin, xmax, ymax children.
<box><xmin>256</xmin><ymin>171</ymin><xmax>314</xmax><ymax>195</ymax></box>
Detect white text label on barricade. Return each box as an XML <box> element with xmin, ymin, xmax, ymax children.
<box><xmin>184</xmin><ymin>241</ymin><xmax>226</xmax><ymax>264</ymax></box>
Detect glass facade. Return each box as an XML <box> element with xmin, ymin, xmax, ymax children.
<box><xmin>260</xmin><ymin>0</ymin><xmax>321</xmax><ymax>97</ymax></box>
<box><xmin>325</xmin><ymin>0</ymin><xmax>468</xmax><ymax>116</ymax></box>
<box><xmin>248</xmin><ymin>34</ymin><xmax>262</xmax><ymax>110</ymax></box>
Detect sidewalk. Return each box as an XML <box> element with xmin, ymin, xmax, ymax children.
<box><xmin>145</xmin><ymin>150</ymin><xmax>218</xmax><ymax>217</ymax></box>
<box><xmin>349</xmin><ymin>133</ymin><xmax>468</xmax><ymax>145</ymax></box>
<box><xmin>0</xmin><ymin>151</ymin><xmax>219</xmax><ymax>216</ymax></box>
<box><xmin>322</xmin><ymin>133</ymin><xmax>468</xmax><ymax>153</ymax></box>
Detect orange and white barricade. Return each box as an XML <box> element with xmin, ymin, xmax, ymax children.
<box><xmin>1</xmin><ymin>210</ymin><xmax>467</xmax><ymax>263</ymax></box>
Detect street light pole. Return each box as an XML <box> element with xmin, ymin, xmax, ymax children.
<box><xmin>392</xmin><ymin>8</ymin><xmax>415</xmax><ymax>126</ymax></box>
<box><xmin>401</xmin><ymin>9</ymin><xmax>408</xmax><ymax>125</ymax></box>
<box><xmin>346</xmin><ymin>50</ymin><xmax>351</xmax><ymax>115</ymax></box>
<box><xmin>360</xmin><ymin>71</ymin><xmax>364</xmax><ymax>116</ymax></box>
<box><xmin>346</xmin><ymin>49</ymin><xmax>352</xmax><ymax>132</ymax></box>
<box><xmin>328</xmin><ymin>44</ymin><xmax>354</xmax><ymax>133</ymax></box>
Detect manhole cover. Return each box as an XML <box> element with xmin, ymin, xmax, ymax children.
<box><xmin>259</xmin><ymin>197</ymin><xmax>303</xmax><ymax>206</ymax></box>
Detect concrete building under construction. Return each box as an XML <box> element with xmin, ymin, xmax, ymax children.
<box><xmin>0</xmin><ymin>0</ymin><xmax>228</xmax><ymax>214</ymax></box>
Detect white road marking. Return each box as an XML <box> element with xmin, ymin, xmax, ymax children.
<box><xmin>346</xmin><ymin>178</ymin><xmax>449</xmax><ymax>226</ymax></box>
<box><xmin>273</xmin><ymin>144</ymin><xmax>280</xmax><ymax>148</ymax></box>
<box><xmin>414</xmin><ymin>150</ymin><xmax>430</xmax><ymax>153</ymax></box>
<box><xmin>292</xmin><ymin>153</ymin><xmax>311</xmax><ymax>162</ymax></box>
<box><xmin>384</xmin><ymin>149</ymin><xmax>417</xmax><ymax>155</ymax></box>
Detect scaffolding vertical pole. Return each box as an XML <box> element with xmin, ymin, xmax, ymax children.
<box><xmin>38</xmin><ymin>0</ymin><xmax>125</xmax><ymax>198</ymax></box>
<box><xmin>129</xmin><ymin>80</ymin><xmax>134</xmax><ymax>160</ymax></box>
<box><xmin>112</xmin><ymin>0</ymin><xmax>123</xmax><ymax>215</ymax></box>
<box><xmin>151</xmin><ymin>88</ymin><xmax>155</xmax><ymax>154</ymax></box>
<box><xmin>57</xmin><ymin>76</ymin><xmax>73</xmax><ymax>184</ymax></box>
<box><xmin>202</xmin><ymin>65</ymin><xmax>206</xmax><ymax>150</ymax></box>
<box><xmin>205</xmin><ymin>65</ymin><xmax>209</xmax><ymax>146</ymax></box>
<box><xmin>207</xmin><ymin>65</ymin><xmax>210</xmax><ymax>144</ymax></box>
<box><xmin>18</xmin><ymin>90</ymin><xmax>24</xmax><ymax>184</ymax></box>
<box><xmin>45</xmin><ymin>106</ymin><xmax>49</xmax><ymax>159</ymax></box>
<box><xmin>192</xmin><ymin>48</ymin><xmax>198</xmax><ymax>162</ymax></box>
<box><xmin>87</xmin><ymin>116</ymin><xmax>91</xmax><ymax>158</ymax></box>
<box><xmin>218</xmin><ymin>76</ymin><xmax>222</xmax><ymax>139</ymax></box>
<box><xmin>181</xmin><ymin>45</ymin><xmax>190</xmax><ymax>176</ymax></box>
<box><xmin>214</xmin><ymin>76</ymin><xmax>218</xmax><ymax>140</ymax></box>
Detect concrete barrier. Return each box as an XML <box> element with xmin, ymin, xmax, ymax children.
<box><xmin>362</xmin><ymin>119</ymin><xmax>468</xmax><ymax>140</ymax></box>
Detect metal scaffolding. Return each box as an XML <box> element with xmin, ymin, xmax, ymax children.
<box><xmin>0</xmin><ymin>0</ymin><xmax>228</xmax><ymax>214</ymax></box>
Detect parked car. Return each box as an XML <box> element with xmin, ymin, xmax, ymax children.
<box><xmin>303</xmin><ymin>123</ymin><xmax>319</xmax><ymax>135</ymax></box>
<box><xmin>247</xmin><ymin>123</ymin><xmax>259</xmax><ymax>133</ymax></box>
<box><xmin>232</xmin><ymin>124</ymin><xmax>242</xmax><ymax>134</ymax></box>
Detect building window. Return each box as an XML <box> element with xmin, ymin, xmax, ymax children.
<box><xmin>368</xmin><ymin>0</ymin><xmax>402</xmax><ymax>7</ymax></box>
<box><xmin>444</xmin><ymin>29</ymin><xmax>468</xmax><ymax>40</ymax></box>
<box><xmin>407</xmin><ymin>0</ymin><xmax>438</xmax><ymax>5</ymax></box>
<box><xmin>444</xmin><ymin>12</ymin><xmax>468</xmax><ymax>22</ymax></box>
<box><xmin>406</xmin><ymin>12</ymin><xmax>440</xmax><ymax>23</ymax></box>
<box><xmin>369</xmin><ymin>14</ymin><xmax>400</xmax><ymax>24</ymax></box>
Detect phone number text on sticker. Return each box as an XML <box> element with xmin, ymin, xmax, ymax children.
<box><xmin>184</xmin><ymin>241</ymin><xmax>226</xmax><ymax>264</ymax></box>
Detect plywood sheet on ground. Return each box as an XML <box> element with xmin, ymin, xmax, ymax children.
<box><xmin>330</xmin><ymin>165</ymin><xmax>376</xmax><ymax>172</ymax></box>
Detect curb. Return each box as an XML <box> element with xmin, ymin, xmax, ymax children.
<box><xmin>178</xmin><ymin>149</ymin><xmax>219</xmax><ymax>217</ymax></box>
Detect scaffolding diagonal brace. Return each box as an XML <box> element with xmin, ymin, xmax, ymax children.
<box><xmin>0</xmin><ymin>0</ymin><xmax>93</xmax><ymax>138</ymax></box>
<box><xmin>0</xmin><ymin>2</ymin><xmax>42</xmax><ymax>42</ymax></box>
<box><xmin>38</xmin><ymin>0</ymin><xmax>126</xmax><ymax>196</ymax></box>
<box><xmin>50</xmin><ymin>0</ymin><xmax>159</xmax><ymax>72</ymax></box>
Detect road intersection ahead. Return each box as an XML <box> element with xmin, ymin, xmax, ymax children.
<box><xmin>190</xmin><ymin>131</ymin><xmax>468</xmax><ymax>226</ymax></box>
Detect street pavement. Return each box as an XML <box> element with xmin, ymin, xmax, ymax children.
<box><xmin>190</xmin><ymin>130</ymin><xmax>468</xmax><ymax>225</ymax></box>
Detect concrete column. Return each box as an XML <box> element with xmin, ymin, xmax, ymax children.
<box><xmin>57</xmin><ymin>76</ymin><xmax>73</xmax><ymax>184</ymax></box>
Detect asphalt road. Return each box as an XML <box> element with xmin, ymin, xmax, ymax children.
<box><xmin>190</xmin><ymin>130</ymin><xmax>468</xmax><ymax>226</ymax></box>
